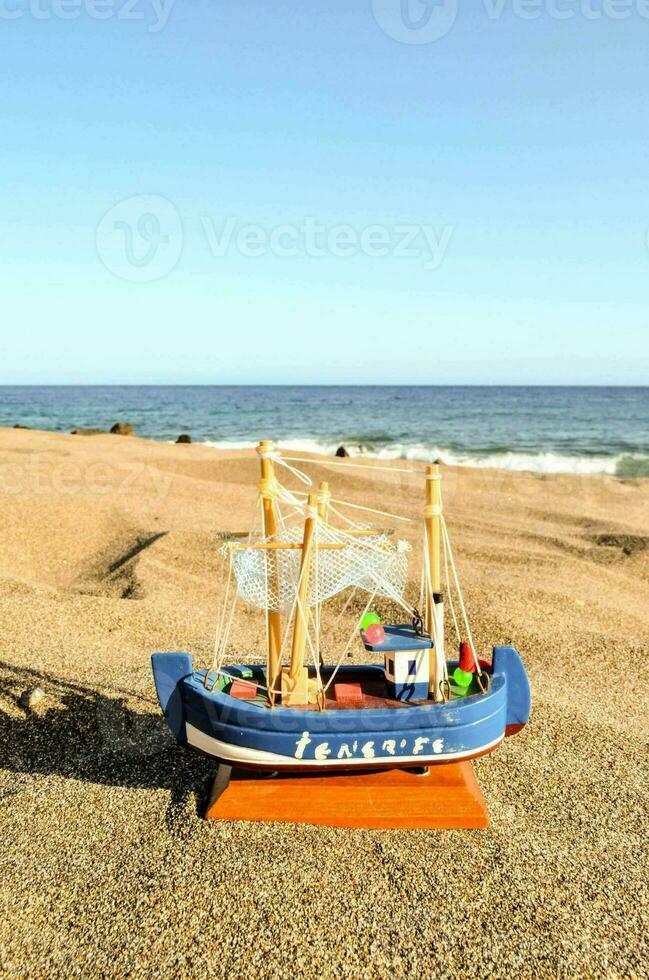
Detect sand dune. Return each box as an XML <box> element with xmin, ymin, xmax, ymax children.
<box><xmin>0</xmin><ymin>427</ymin><xmax>647</xmax><ymax>977</ymax></box>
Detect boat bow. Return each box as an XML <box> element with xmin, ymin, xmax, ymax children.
<box><xmin>492</xmin><ymin>645</ymin><xmax>531</xmax><ymax>735</ymax></box>
<box><xmin>151</xmin><ymin>652</ymin><xmax>193</xmax><ymax>742</ymax></box>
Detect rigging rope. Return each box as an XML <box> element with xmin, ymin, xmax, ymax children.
<box><xmin>209</xmin><ymin>451</ymin><xmax>486</xmax><ymax>704</ymax></box>
<box><xmin>322</xmin><ymin>584</ymin><xmax>379</xmax><ymax>695</ymax></box>
<box><xmin>330</xmin><ymin>497</ymin><xmax>417</xmax><ymax>524</ymax></box>
<box><xmin>441</xmin><ymin>515</ymin><xmax>483</xmax><ymax>677</ymax></box>
<box><xmin>422</xmin><ymin>523</ymin><xmax>449</xmax><ymax>701</ymax></box>
<box><xmin>442</xmin><ymin>522</ymin><xmax>462</xmax><ymax>646</ymax></box>
<box><xmin>209</xmin><ymin>495</ymin><xmax>263</xmax><ymax>683</ymax></box>
<box><xmin>279</xmin><ymin>454</ymin><xmax>427</xmax><ymax>479</ymax></box>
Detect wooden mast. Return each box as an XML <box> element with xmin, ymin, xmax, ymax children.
<box><xmin>282</xmin><ymin>492</ymin><xmax>318</xmax><ymax>706</ymax></box>
<box><xmin>317</xmin><ymin>481</ymin><xmax>331</xmax><ymax>522</ymax></box>
<box><xmin>258</xmin><ymin>440</ymin><xmax>282</xmax><ymax>705</ymax></box>
<box><xmin>425</xmin><ymin>463</ymin><xmax>446</xmax><ymax>702</ymax></box>
<box><xmin>315</xmin><ymin>481</ymin><xmax>331</xmax><ymax>672</ymax></box>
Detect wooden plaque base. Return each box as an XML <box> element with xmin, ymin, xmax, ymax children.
<box><xmin>205</xmin><ymin>762</ymin><xmax>489</xmax><ymax>829</ymax></box>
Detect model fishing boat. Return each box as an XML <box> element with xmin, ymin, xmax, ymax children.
<box><xmin>152</xmin><ymin>441</ymin><xmax>531</xmax><ymax>772</ymax></box>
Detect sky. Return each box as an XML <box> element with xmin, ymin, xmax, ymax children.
<box><xmin>1</xmin><ymin>0</ymin><xmax>648</xmax><ymax>384</ymax></box>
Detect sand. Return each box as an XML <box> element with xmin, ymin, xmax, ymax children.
<box><xmin>0</xmin><ymin>427</ymin><xmax>647</xmax><ymax>979</ymax></box>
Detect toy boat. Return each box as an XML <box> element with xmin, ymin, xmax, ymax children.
<box><xmin>152</xmin><ymin>441</ymin><xmax>530</xmax><ymax>772</ymax></box>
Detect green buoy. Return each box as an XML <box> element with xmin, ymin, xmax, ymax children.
<box><xmin>360</xmin><ymin>611</ymin><xmax>381</xmax><ymax>630</ymax></box>
<box><xmin>453</xmin><ymin>667</ymin><xmax>473</xmax><ymax>688</ymax></box>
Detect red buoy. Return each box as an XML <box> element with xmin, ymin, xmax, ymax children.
<box><xmin>459</xmin><ymin>641</ymin><xmax>476</xmax><ymax>673</ymax></box>
<box><xmin>364</xmin><ymin>623</ymin><xmax>386</xmax><ymax>645</ymax></box>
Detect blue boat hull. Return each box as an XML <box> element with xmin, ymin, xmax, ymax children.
<box><xmin>151</xmin><ymin>647</ymin><xmax>531</xmax><ymax>771</ymax></box>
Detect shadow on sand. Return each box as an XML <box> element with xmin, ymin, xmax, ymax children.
<box><xmin>0</xmin><ymin>660</ymin><xmax>214</xmax><ymax>827</ymax></box>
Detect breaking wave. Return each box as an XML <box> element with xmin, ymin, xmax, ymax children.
<box><xmin>200</xmin><ymin>439</ymin><xmax>649</xmax><ymax>477</ymax></box>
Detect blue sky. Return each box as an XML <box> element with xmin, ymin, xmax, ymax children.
<box><xmin>1</xmin><ymin>0</ymin><xmax>648</xmax><ymax>384</ymax></box>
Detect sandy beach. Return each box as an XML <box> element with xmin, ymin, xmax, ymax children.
<box><xmin>0</xmin><ymin>426</ymin><xmax>647</xmax><ymax>978</ymax></box>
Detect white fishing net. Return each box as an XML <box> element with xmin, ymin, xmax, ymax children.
<box><xmin>227</xmin><ymin>526</ymin><xmax>409</xmax><ymax>613</ymax></box>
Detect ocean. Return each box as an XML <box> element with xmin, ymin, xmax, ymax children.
<box><xmin>1</xmin><ymin>386</ymin><xmax>648</xmax><ymax>477</ymax></box>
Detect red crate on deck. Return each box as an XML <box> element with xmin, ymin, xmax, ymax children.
<box><xmin>230</xmin><ymin>679</ymin><xmax>258</xmax><ymax>700</ymax></box>
<box><xmin>334</xmin><ymin>682</ymin><xmax>364</xmax><ymax>707</ymax></box>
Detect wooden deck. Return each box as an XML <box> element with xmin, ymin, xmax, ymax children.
<box><xmin>233</xmin><ymin>669</ymin><xmax>432</xmax><ymax>710</ymax></box>
<box><xmin>233</xmin><ymin>668</ymin><xmax>476</xmax><ymax>710</ymax></box>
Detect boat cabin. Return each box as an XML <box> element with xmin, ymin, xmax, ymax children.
<box><xmin>362</xmin><ymin>624</ymin><xmax>432</xmax><ymax>702</ymax></box>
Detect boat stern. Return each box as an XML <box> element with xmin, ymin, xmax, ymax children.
<box><xmin>492</xmin><ymin>645</ymin><xmax>531</xmax><ymax>736</ymax></box>
<box><xmin>151</xmin><ymin>652</ymin><xmax>193</xmax><ymax>743</ymax></box>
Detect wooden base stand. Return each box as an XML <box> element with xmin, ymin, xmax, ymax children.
<box><xmin>205</xmin><ymin>762</ymin><xmax>489</xmax><ymax>829</ymax></box>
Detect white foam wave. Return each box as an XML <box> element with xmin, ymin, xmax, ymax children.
<box><xmin>202</xmin><ymin>438</ymin><xmax>342</xmax><ymax>455</ymax></box>
<box><xmin>198</xmin><ymin>439</ymin><xmax>647</xmax><ymax>476</ymax></box>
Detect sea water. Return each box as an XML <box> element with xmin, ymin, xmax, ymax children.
<box><xmin>1</xmin><ymin>385</ymin><xmax>647</xmax><ymax>477</ymax></box>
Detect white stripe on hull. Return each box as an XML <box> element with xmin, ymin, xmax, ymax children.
<box><xmin>185</xmin><ymin>723</ymin><xmax>503</xmax><ymax>768</ymax></box>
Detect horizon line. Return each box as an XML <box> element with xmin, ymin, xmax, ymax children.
<box><xmin>0</xmin><ymin>383</ymin><xmax>648</xmax><ymax>389</ymax></box>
